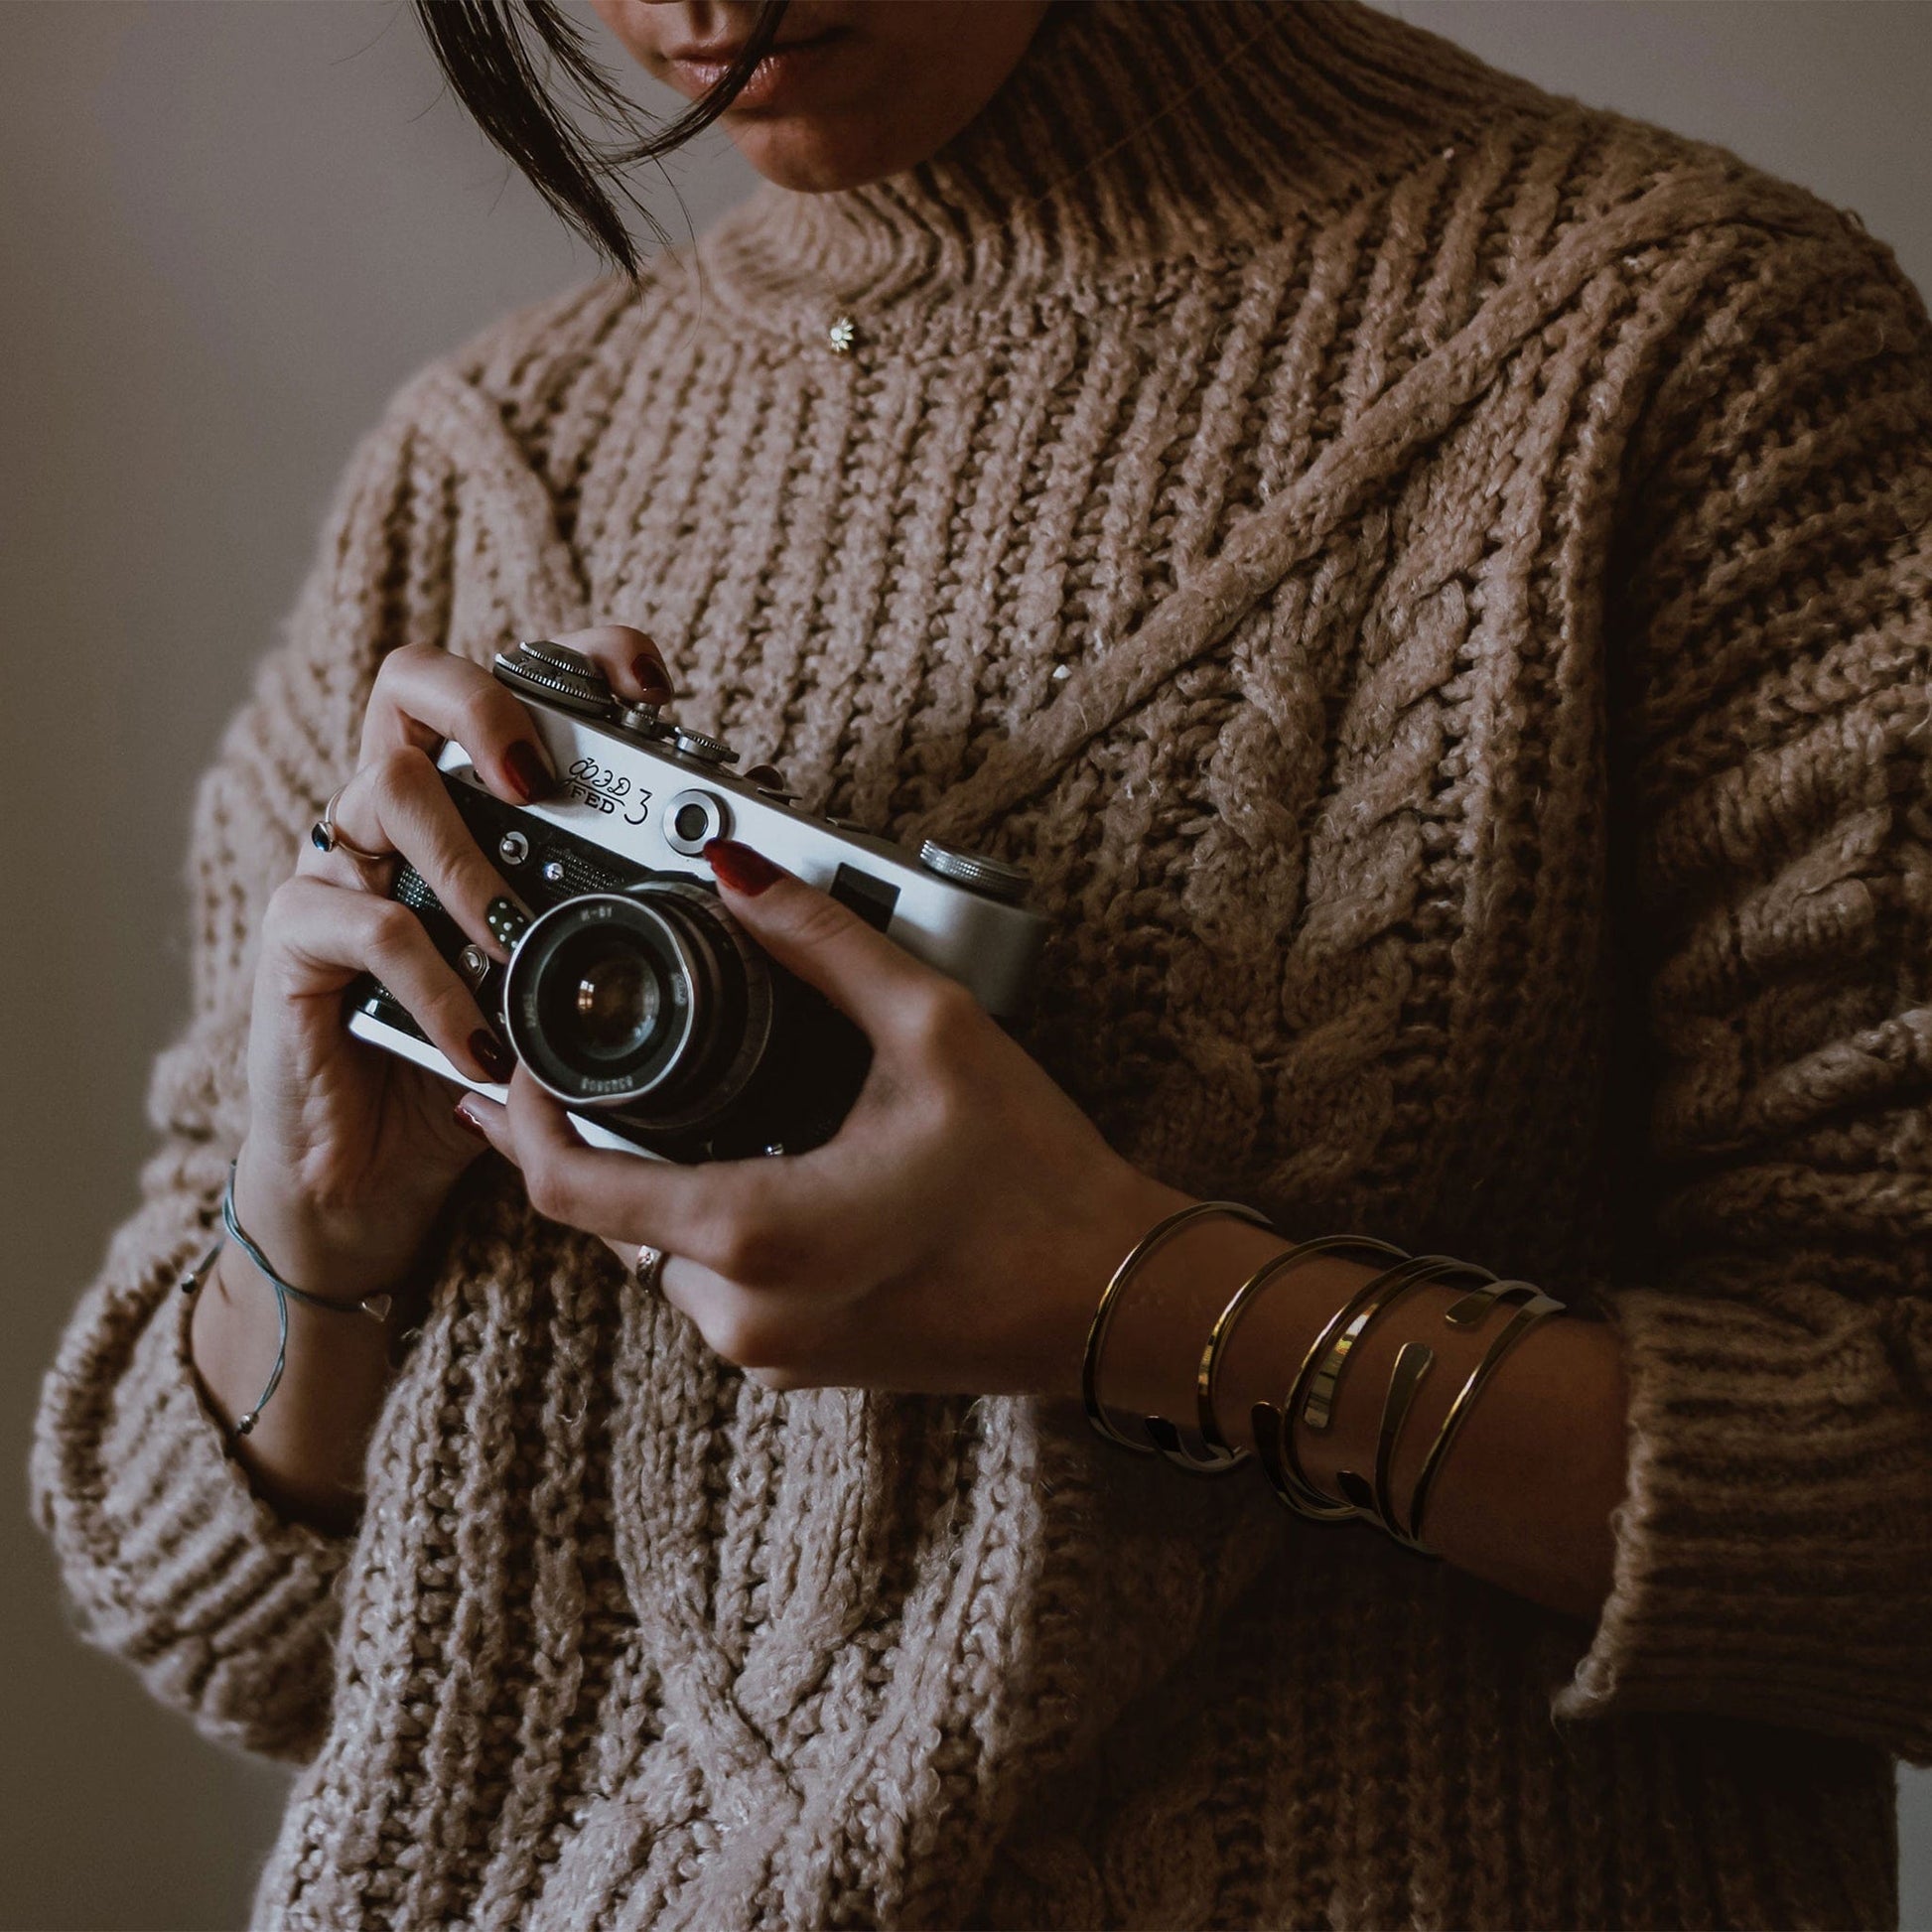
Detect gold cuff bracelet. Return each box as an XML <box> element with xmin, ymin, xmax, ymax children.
<box><xmin>1399</xmin><ymin>1280</ymin><xmax>1566</xmax><ymax>1546</ymax></box>
<box><xmin>1081</xmin><ymin>1198</ymin><xmax>1274</xmax><ymax>1455</ymax></box>
<box><xmin>1253</xmin><ymin>1254</ymin><xmax>1492</xmax><ymax>1522</ymax></box>
<box><xmin>1150</xmin><ymin>1233</ymin><xmax>1410</xmax><ymax>1474</ymax></box>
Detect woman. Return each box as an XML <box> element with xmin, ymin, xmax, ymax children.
<box><xmin>33</xmin><ymin>1</ymin><xmax>1932</xmax><ymax>1925</ymax></box>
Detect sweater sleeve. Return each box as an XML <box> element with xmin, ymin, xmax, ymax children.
<box><xmin>1555</xmin><ymin>220</ymin><xmax>1932</xmax><ymax>1758</ymax></box>
<box><xmin>29</xmin><ymin>386</ymin><xmax>459</xmax><ymax>1762</ymax></box>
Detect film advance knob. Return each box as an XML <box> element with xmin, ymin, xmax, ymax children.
<box><xmin>916</xmin><ymin>839</ymin><xmax>1032</xmax><ymax>903</ymax></box>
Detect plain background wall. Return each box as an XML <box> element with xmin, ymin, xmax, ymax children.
<box><xmin>5</xmin><ymin>5</ymin><xmax>1928</xmax><ymax>1927</ymax></box>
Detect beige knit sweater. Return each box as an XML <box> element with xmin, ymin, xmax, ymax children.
<box><xmin>33</xmin><ymin>4</ymin><xmax>1932</xmax><ymax>1926</ymax></box>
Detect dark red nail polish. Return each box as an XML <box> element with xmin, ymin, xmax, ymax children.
<box><xmin>470</xmin><ymin>1029</ymin><xmax>514</xmax><ymax>1082</ymax></box>
<box><xmin>705</xmin><ymin>838</ymin><xmax>785</xmax><ymax>896</ymax></box>
<box><xmin>504</xmin><ymin>741</ymin><xmax>555</xmax><ymax>804</ymax></box>
<box><xmin>631</xmin><ymin>656</ymin><xmax>674</xmax><ymax>705</ymax></box>
<box><xmin>453</xmin><ymin>1101</ymin><xmax>490</xmax><ymax>1142</ymax></box>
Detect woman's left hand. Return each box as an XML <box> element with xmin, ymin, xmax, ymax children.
<box><xmin>456</xmin><ymin>839</ymin><xmax>1183</xmax><ymax>1395</ymax></box>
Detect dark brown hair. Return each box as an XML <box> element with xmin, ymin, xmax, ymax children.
<box><xmin>412</xmin><ymin>0</ymin><xmax>790</xmax><ymax>280</ymax></box>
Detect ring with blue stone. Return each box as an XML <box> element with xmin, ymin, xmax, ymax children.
<box><xmin>310</xmin><ymin>783</ymin><xmax>390</xmax><ymax>868</ymax></box>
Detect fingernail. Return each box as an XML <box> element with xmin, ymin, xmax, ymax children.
<box><xmin>470</xmin><ymin>1029</ymin><xmax>514</xmax><ymax>1082</ymax></box>
<box><xmin>453</xmin><ymin>1100</ymin><xmax>490</xmax><ymax>1142</ymax></box>
<box><xmin>631</xmin><ymin>656</ymin><xmax>674</xmax><ymax>705</ymax></box>
<box><xmin>504</xmin><ymin>741</ymin><xmax>556</xmax><ymax>804</ymax></box>
<box><xmin>486</xmin><ymin>897</ymin><xmax>532</xmax><ymax>951</ymax></box>
<box><xmin>704</xmin><ymin>838</ymin><xmax>785</xmax><ymax>897</ymax></box>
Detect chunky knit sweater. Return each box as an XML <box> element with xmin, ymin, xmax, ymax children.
<box><xmin>33</xmin><ymin>4</ymin><xmax>1932</xmax><ymax>1926</ymax></box>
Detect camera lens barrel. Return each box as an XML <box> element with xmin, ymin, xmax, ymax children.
<box><xmin>502</xmin><ymin>880</ymin><xmax>774</xmax><ymax>1132</ymax></box>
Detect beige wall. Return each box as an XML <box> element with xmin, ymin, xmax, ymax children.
<box><xmin>5</xmin><ymin>5</ymin><xmax>1927</xmax><ymax>1926</ymax></box>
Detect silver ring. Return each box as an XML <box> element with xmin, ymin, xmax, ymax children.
<box><xmin>632</xmin><ymin>1245</ymin><xmax>668</xmax><ymax>1298</ymax></box>
<box><xmin>310</xmin><ymin>783</ymin><xmax>390</xmax><ymax>868</ymax></box>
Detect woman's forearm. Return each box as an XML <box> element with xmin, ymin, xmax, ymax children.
<box><xmin>189</xmin><ymin>1242</ymin><xmax>402</xmax><ymax>1536</ymax></box>
<box><xmin>1095</xmin><ymin>1193</ymin><xmax>1627</xmax><ymax>1621</ymax></box>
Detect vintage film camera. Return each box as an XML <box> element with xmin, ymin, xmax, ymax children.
<box><xmin>345</xmin><ymin>641</ymin><xmax>1048</xmax><ymax>1163</ymax></box>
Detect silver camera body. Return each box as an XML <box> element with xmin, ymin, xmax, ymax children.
<box><xmin>345</xmin><ymin>642</ymin><xmax>1048</xmax><ymax>1162</ymax></box>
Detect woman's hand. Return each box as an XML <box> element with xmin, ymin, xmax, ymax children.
<box><xmin>229</xmin><ymin>625</ymin><xmax>676</xmax><ymax>1297</ymax></box>
<box><xmin>458</xmin><ymin>840</ymin><xmax>1182</xmax><ymax>1398</ymax></box>
<box><xmin>195</xmin><ymin>623</ymin><xmax>676</xmax><ymax>1524</ymax></box>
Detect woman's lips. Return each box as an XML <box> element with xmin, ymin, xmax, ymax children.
<box><xmin>662</xmin><ymin>29</ymin><xmax>850</xmax><ymax>111</ymax></box>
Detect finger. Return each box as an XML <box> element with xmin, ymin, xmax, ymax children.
<box><xmin>301</xmin><ymin>744</ymin><xmax>529</xmax><ymax>964</ymax></box>
<box><xmin>577</xmin><ymin>1231</ymin><xmax>681</xmax><ymax>1298</ymax></box>
<box><xmin>502</xmin><ymin>1068</ymin><xmax>800</xmax><ymax>1275</ymax></box>
<box><xmin>262</xmin><ymin>877</ymin><xmax>511</xmax><ymax>1085</ymax></box>
<box><xmin>573</xmin><ymin>1229</ymin><xmax>703</xmax><ymax>1323</ymax></box>
<box><xmin>702</xmin><ymin>839</ymin><xmax>959</xmax><ymax>1048</ymax></box>
<box><xmin>454</xmin><ymin>1088</ymin><xmax>511</xmax><ymax>1152</ymax></box>
<box><xmin>490</xmin><ymin>1115</ymin><xmax>829</xmax><ymax>1378</ymax></box>
<box><xmin>361</xmin><ymin>643</ymin><xmax>558</xmax><ymax>806</ymax></box>
<box><xmin>595</xmin><ymin>1230</ymin><xmax>779</xmax><ymax>1375</ymax></box>
<box><xmin>544</xmin><ymin>622</ymin><xmax>675</xmax><ymax>708</ymax></box>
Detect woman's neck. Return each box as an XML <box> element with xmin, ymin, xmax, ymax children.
<box><xmin>699</xmin><ymin>1</ymin><xmax>1530</xmax><ymax>317</ymax></box>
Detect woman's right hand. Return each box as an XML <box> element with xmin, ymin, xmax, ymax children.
<box><xmin>229</xmin><ymin>625</ymin><xmax>676</xmax><ymax>1303</ymax></box>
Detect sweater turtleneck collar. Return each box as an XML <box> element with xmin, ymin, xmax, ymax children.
<box><xmin>694</xmin><ymin>1</ymin><xmax>1525</xmax><ymax>327</ymax></box>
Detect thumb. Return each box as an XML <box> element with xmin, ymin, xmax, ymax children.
<box><xmin>703</xmin><ymin>837</ymin><xmax>939</xmax><ymax>1040</ymax></box>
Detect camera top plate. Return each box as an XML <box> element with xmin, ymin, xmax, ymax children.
<box><xmin>457</xmin><ymin>643</ymin><xmax>1048</xmax><ymax>1019</ymax></box>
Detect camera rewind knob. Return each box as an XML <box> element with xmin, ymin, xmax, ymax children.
<box><xmin>916</xmin><ymin>840</ymin><xmax>1032</xmax><ymax>904</ymax></box>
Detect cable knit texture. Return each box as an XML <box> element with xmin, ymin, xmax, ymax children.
<box><xmin>32</xmin><ymin>4</ymin><xmax>1932</xmax><ymax>1925</ymax></box>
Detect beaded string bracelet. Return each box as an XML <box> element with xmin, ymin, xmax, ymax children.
<box><xmin>179</xmin><ymin>1164</ymin><xmax>395</xmax><ymax>1441</ymax></box>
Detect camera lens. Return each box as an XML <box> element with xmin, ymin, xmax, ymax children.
<box><xmin>559</xmin><ymin>936</ymin><xmax>663</xmax><ymax>1060</ymax></box>
<box><xmin>503</xmin><ymin>881</ymin><xmax>772</xmax><ymax>1129</ymax></box>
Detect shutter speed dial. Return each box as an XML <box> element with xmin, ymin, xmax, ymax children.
<box><xmin>494</xmin><ymin>642</ymin><xmax>746</xmax><ymax>769</ymax></box>
<box><xmin>494</xmin><ymin>639</ymin><xmax>616</xmax><ymax>716</ymax></box>
<box><xmin>670</xmin><ymin>726</ymin><xmax>738</xmax><ymax>766</ymax></box>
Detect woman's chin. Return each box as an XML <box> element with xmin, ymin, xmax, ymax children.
<box><xmin>723</xmin><ymin>119</ymin><xmax>913</xmax><ymax>195</ymax></box>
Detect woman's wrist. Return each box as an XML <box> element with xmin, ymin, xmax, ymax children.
<box><xmin>187</xmin><ymin>1237</ymin><xmax>397</xmax><ymax>1525</ymax></box>
<box><xmin>1078</xmin><ymin>1188</ymin><xmax>1446</xmax><ymax>1474</ymax></box>
<box><xmin>1083</xmin><ymin>1193</ymin><xmax>1363</xmax><ymax>1455</ymax></box>
<box><xmin>1072</xmin><ymin>1191</ymin><xmax>1624</xmax><ymax>1617</ymax></box>
<box><xmin>230</xmin><ymin>1137</ymin><xmax>439</xmax><ymax>1307</ymax></box>
<box><xmin>189</xmin><ymin>1152</ymin><xmax>425</xmax><ymax>1533</ymax></box>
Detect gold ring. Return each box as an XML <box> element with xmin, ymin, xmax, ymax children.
<box><xmin>310</xmin><ymin>784</ymin><xmax>390</xmax><ymax>867</ymax></box>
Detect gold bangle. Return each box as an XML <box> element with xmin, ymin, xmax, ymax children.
<box><xmin>1182</xmin><ymin>1233</ymin><xmax>1409</xmax><ymax>1466</ymax></box>
<box><xmin>1400</xmin><ymin>1281</ymin><xmax>1565</xmax><ymax>1546</ymax></box>
<box><xmin>1300</xmin><ymin>1254</ymin><xmax>1496</xmax><ymax>1433</ymax></box>
<box><xmin>1081</xmin><ymin>1198</ymin><xmax>1275</xmax><ymax>1454</ymax></box>
<box><xmin>1333</xmin><ymin>1338</ymin><xmax>1438</xmax><ymax>1547</ymax></box>
<box><xmin>1254</xmin><ymin>1254</ymin><xmax>1490</xmax><ymax>1522</ymax></box>
<box><xmin>1145</xmin><ymin>1232</ymin><xmax>1407</xmax><ymax>1474</ymax></box>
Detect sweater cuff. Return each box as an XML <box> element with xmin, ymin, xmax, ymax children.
<box><xmin>1552</xmin><ymin>1284</ymin><xmax>1932</xmax><ymax>1754</ymax></box>
<box><xmin>79</xmin><ymin>1276</ymin><xmax>350</xmax><ymax>1754</ymax></box>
